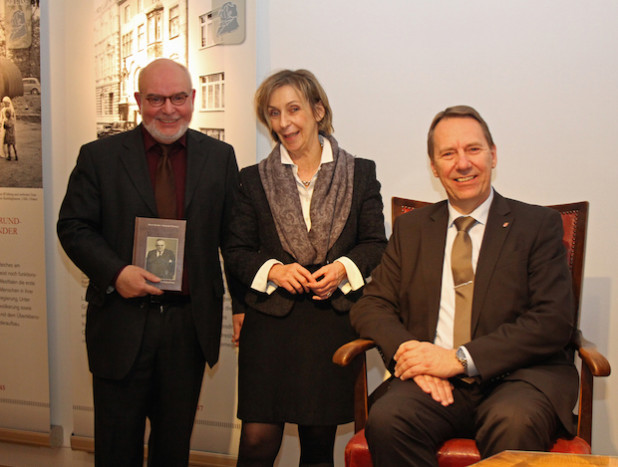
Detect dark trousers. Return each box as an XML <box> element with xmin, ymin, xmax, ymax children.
<box><xmin>365</xmin><ymin>377</ymin><xmax>560</xmax><ymax>467</ymax></box>
<box><xmin>92</xmin><ymin>301</ymin><xmax>205</xmax><ymax>467</ymax></box>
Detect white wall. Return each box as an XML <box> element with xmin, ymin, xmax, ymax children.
<box><xmin>3</xmin><ymin>0</ymin><xmax>615</xmax><ymax>464</ymax></box>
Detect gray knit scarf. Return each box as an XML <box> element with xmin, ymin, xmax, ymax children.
<box><xmin>258</xmin><ymin>135</ymin><xmax>354</xmax><ymax>266</ymax></box>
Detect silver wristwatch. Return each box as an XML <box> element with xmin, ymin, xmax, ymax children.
<box><xmin>456</xmin><ymin>347</ymin><xmax>468</xmax><ymax>375</ymax></box>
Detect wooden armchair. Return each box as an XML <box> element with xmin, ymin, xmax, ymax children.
<box><xmin>333</xmin><ymin>197</ymin><xmax>611</xmax><ymax>467</ymax></box>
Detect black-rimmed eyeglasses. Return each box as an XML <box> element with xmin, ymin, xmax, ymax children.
<box><xmin>143</xmin><ymin>92</ymin><xmax>190</xmax><ymax>107</ymax></box>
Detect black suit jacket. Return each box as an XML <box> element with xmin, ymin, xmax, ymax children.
<box><xmin>57</xmin><ymin>126</ymin><xmax>239</xmax><ymax>379</ymax></box>
<box><xmin>350</xmin><ymin>192</ymin><xmax>578</xmax><ymax>431</ymax></box>
<box><xmin>223</xmin><ymin>157</ymin><xmax>387</xmax><ymax>316</ymax></box>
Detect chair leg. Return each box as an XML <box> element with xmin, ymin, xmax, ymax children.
<box><xmin>578</xmin><ymin>362</ymin><xmax>593</xmax><ymax>446</ymax></box>
<box><xmin>352</xmin><ymin>353</ymin><xmax>369</xmax><ymax>433</ymax></box>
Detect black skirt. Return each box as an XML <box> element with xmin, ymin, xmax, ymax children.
<box><xmin>237</xmin><ymin>294</ymin><xmax>357</xmax><ymax>425</ymax></box>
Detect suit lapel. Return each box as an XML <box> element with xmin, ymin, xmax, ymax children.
<box><xmin>185</xmin><ymin>130</ymin><xmax>209</xmax><ymax>213</ymax></box>
<box><xmin>119</xmin><ymin>127</ymin><xmax>157</xmax><ymax>215</ymax></box>
<box><xmin>424</xmin><ymin>203</ymin><xmax>449</xmax><ymax>334</ymax></box>
<box><xmin>472</xmin><ymin>192</ymin><xmax>513</xmax><ymax>335</ymax></box>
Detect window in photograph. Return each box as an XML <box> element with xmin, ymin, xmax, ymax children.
<box><xmin>169</xmin><ymin>5</ymin><xmax>179</xmax><ymax>38</ymax></box>
<box><xmin>104</xmin><ymin>49</ymin><xmax>113</xmax><ymax>78</ymax></box>
<box><xmin>137</xmin><ymin>24</ymin><xmax>145</xmax><ymax>50</ymax></box>
<box><xmin>122</xmin><ymin>32</ymin><xmax>133</xmax><ymax>57</ymax></box>
<box><xmin>147</xmin><ymin>9</ymin><xmax>163</xmax><ymax>44</ymax></box>
<box><xmin>200</xmin><ymin>128</ymin><xmax>225</xmax><ymax>141</ymax></box>
<box><xmin>200</xmin><ymin>73</ymin><xmax>225</xmax><ymax>111</ymax></box>
<box><xmin>199</xmin><ymin>12</ymin><xmax>216</xmax><ymax>48</ymax></box>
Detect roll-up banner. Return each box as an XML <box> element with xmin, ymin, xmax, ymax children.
<box><xmin>0</xmin><ymin>0</ymin><xmax>59</xmax><ymax>446</ymax></box>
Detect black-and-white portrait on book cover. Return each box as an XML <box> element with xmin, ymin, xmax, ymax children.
<box><xmin>145</xmin><ymin>236</ymin><xmax>177</xmax><ymax>280</ymax></box>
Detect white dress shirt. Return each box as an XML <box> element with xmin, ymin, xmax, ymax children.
<box><xmin>434</xmin><ymin>189</ymin><xmax>494</xmax><ymax>376</ymax></box>
<box><xmin>251</xmin><ymin>137</ymin><xmax>364</xmax><ymax>294</ymax></box>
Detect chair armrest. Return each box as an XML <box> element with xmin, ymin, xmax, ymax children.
<box><xmin>333</xmin><ymin>338</ymin><xmax>376</xmax><ymax>367</ymax></box>
<box><xmin>574</xmin><ymin>330</ymin><xmax>611</xmax><ymax>377</ymax></box>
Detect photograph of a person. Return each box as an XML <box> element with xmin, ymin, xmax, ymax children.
<box><xmin>145</xmin><ymin>237</ymin><xmax>177</xmax><ymax>280</ymax></box>
<box><xmin>2</xmin><ymin>97</ymin><xmax>18</xmax><ymax>161</ymax></box>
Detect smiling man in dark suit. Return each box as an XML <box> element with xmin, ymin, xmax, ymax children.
<box><xmin>350</xmin><ymin>105</ymin><xmax>578</xmax><ymax>466</ymax></box>
<box><xmin>57</xmin><ymin>58</ymin><xmax>239</xmax><ymax>466</ymax></box>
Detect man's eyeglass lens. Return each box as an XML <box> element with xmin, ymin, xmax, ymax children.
<box><xmin>145</xmin><ymin>93</ymin><xmax>189</xmax><ymax>107</ymax></box>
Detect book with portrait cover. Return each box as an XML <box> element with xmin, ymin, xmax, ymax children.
<box><xmin>133</xmin><ymin>217</ymin><xmax>186</xmax><ymax>291</ymax></box>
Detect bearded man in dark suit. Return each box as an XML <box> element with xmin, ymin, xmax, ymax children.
<box><xmin>350</xmin><ymin>105</ymin><xmax>577</xmax><ymax>466</ymax></box>
<box><xmin>57</xmin><ymin>59</ymin><xmax>239</xmax><ymax>466</ymax></box>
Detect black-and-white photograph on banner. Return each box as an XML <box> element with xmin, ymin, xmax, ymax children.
<box><xmin>93</xmin><ymin>0</ymin><xmax>245</xmax><ymax>143</ymax></box>
<box><xmin>0</xmin><ymin>0</ymin><xmax>41</xmax><ymax>188</ymax></box>
<box><xmin>68</xmin><ymin>0</ymin><xmax>254</xmax><ymax>459</ymax></box>
<box><xmin>0</xmin><ymin>0</ymin><xmax>52</xmax><ymax>439</ymax></box>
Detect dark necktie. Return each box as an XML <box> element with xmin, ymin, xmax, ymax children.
<box><xmin>155</xmin><ymin>144</ymin><xmax>177</xmax><ymax>219</ymax></box>
<box><xmin>452</xmin><ymin>216</ymin><xmax>476</xmax><ymax>348</ymax></box>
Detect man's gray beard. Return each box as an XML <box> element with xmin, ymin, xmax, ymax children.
<box><xmin>144</xmin><ymin>120</ymin><xmax>189</xmax><ymax>144</ymax></box>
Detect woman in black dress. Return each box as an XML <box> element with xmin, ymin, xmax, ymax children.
<box><xmin>223</xmin><ymin>69</ymin><xmax>386</xmax><ymax>466</ymax></box>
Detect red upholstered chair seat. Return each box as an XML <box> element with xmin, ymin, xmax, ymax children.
<box><xmin>345</xmin><ymin>429</ymin><xmax>591</xmax><ymax>467</ymax></box>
